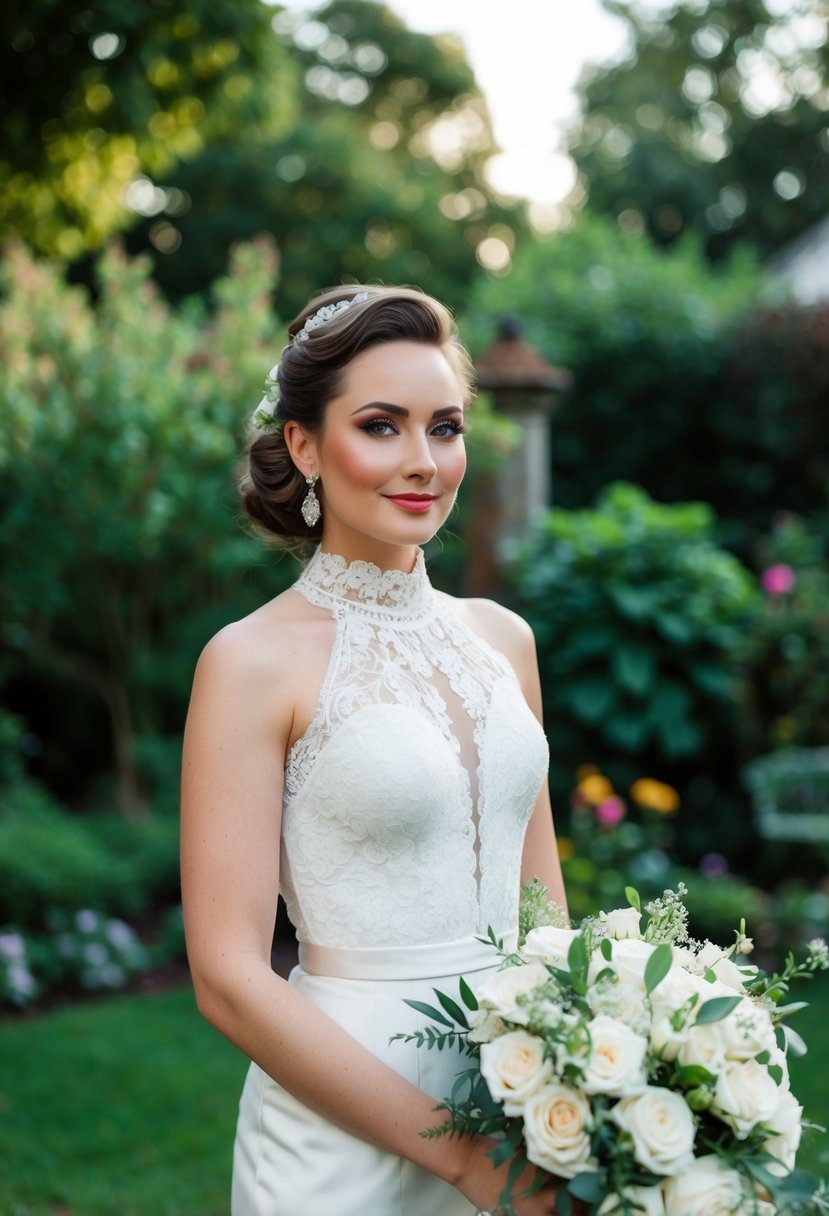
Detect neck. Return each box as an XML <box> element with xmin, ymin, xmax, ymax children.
<box><xmin>318</xmin><ymin>533</ymin><xmax>420</xmax><ymax>575</ymax></box>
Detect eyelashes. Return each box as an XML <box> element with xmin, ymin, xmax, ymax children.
<box><xmin>359</xmin><ymin>416</ymin><xmax>467</xmax><ymax>438</ymax></box>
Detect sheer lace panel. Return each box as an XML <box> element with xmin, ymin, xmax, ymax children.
<box><xmin>279</xmin><ymin>548</ymin><xmax>549</xmax><ymax>948</ymax></box>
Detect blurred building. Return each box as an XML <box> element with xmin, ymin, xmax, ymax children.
<box><xmin>768</xmin><ymin>216</ymin><xmax>829</xmax><ymax>305</ymax></box>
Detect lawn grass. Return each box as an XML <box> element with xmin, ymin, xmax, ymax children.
<box><xmin>2</xmin><ymin>975</ymin><xmax>827</xmax><ymax>1213</ymax></box>
<box><xmin>0</xmin><ymin>986</ymin><xmax>246</xmax><ymax>1216</ymax></box>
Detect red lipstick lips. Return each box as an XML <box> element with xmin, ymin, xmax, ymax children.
<box><xmin>385</xmin><ymin>494</ymin><xmax>438</xmax><ymax>513</ymax></box>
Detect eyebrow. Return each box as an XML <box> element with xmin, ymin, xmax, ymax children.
<box><xmin>350</xmin><ymin>401</ymin><xmax>463</xmax><ymax>419</ymax></box>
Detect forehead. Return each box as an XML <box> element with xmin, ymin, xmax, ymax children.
<box><xmin>334</xmin><ymin>340</ymin><xmax>465</xmax><ymax>407</ymax></box>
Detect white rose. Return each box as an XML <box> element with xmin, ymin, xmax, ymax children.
<box><xmin>762</xmin><ymin>1089</ymin><xmax>803</xmax><ymax>1173</ymax></box>
<box><xmin>696</xmin><ymin>943</ymin><xmax>755</xmax><ymax>992</ymax></box>
<box><xmin>677</xmin><ymin>1023</ymin><xmax>727</xmax><ymax>1074</ymax></box>
<box><xmin>599</xmin><ymin>1185</ymin><xmax>665</xmax><ymax>1215</ymax></box>
<box><xmin>476</xmin><ymin>962</ymin><xmax>549</xmax><ymax>1025</ymax></box>
<box><xmin>479</xmin><ymin>1030</ymin><xmax>554</xmax><ymax>1116</ymax></box>
<box><xmin>564</xmin><ymin>1014</ymin><xmax>647</xmax><ymax>1097</ymax></box>
<box><xmin>663</xmin><ymin>1155</ymin><xmax>745</xmax><ymax>1216</ymax></box>
<box><xmin>650</xmin><ymin>1011</ymin><xmax>687</xmax><ymax>1062</ymax></box>
<box><xmin>611</xmin><ymin>1087</ymin><xmax>696</xmax><ymax>1175</ymax></box>
<box><xmin>466</xmin><ymin>1008</ymin><xmax>505</xmax><ymax>1044</ymax></box>
<box><xmin>650</xmin><ymin>964</ymin><xmax>723</xmax><ymax>1018</ymax></box>
<box><xmin>522</xmin><ymin>1083</ymin><xmax>595</xmax><ymax>1179</ymax></box>
<box><xmin>588</xmin><ymin>938</ymin><xmax>656</xmax><ymax>991</ymax></box>
<box><xmin>718</xmin><ymin>998</ymin><xmax>776</xmax><ymax>1061</ymax></box>
<box><xmin>522</xmin><ymin>925</ymin><xmax>580</xmax><ymax>970</ymax></box>
<box><xmin>712</xmin><ymin>1058</ymin><xmax>782</xmax><ymax>1138</ymax></box>
<box><xmin>601</xmin><ymin>907</ymin><xmax>642</xmax><ymax>940</ymax></box>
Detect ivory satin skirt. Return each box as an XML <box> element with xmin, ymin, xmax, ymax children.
<box><xmin>231</xmin><ymin>934</ymin><xmax>511</xmax><ymax>1216</ymax></box>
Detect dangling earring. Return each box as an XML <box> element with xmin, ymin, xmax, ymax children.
<box><xmin>301</xmin><ymin>472</ymin><xmax>321</xmax><ymax>528</ymax></box>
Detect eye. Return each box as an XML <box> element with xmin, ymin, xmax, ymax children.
<box><xmin>431</xmin><ymin>418</ymin><xmax>466</xmax><ymax>438</ymax></box>
<box><xmin>359</xmin><ymin>417</ymin><xmax>398</xmax><ymax>437</ymax></box>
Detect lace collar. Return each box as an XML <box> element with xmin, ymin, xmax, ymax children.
<box><xmin>294</xmin><ymin>547</ymin><xmax>434</xmax><ymax>618</ymax></box>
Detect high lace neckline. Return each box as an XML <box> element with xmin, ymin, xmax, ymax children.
<box><xmin>295</xmin><ymin>547</ymin><xmax>434</xmax><ymax>618</ymax></box>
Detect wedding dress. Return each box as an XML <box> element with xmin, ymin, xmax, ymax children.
<box><xmin>232</xmin><ymin>548</ymin><xmax>549</xmax><ymax>1215</ymax></box>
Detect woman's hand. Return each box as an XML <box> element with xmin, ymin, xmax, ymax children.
<box><xmin>453</xmin><ymin>1134</ymin><xmax>588</xmax><ymax>1215</ymax></box>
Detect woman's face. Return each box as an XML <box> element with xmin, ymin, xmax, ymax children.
<box><xmin>303</xmin><ymin>340</ymin><xmax>467</xmax><ymax>568</ymax></box>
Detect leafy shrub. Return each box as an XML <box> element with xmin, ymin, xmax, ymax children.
<box><xmin>738</xmin><ymin>515</ymin><xmax>829</xmax><ymax>754</ymax></box>
<box><xmin>0</xmin><ymin>807</ymin><xmax>141</xmax><ymax>929</ymax></box>
<box><xmin>508</xmin><ymin>482</ymin><xmax>758</xmax><ymax>851</ymax></box>
<box><xmin>463</xmin><ymin>216</ymin><xmax>828</xmax><ymax>551</ymax></box>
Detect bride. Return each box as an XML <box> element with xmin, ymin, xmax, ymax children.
<box><xmin>180</xmin><ymin>285</ymin><xmax>570</xmax><ymax>1215</ymax></box>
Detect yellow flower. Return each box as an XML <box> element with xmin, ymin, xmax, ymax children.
<box><xmin>630</xmin><ymin>778</ymin><xmax>679</xmax><ymax>815</ymax></box>
<box><xmin>577</xmin><ymin>774</ymin><xmax>614</xmax><ymax>804</ymax></box>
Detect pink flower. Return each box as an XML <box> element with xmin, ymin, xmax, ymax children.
<box><xmin>596</xmin><ymin>796</ymin><xmax>626</xmax><ymax>826</ymax></box>
<box><xmin>762</xmin><ymin>563</ymin><xmax>795</xmax><ymax>595</ymax></box>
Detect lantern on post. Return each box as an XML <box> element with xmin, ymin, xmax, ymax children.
<box><xmin>466</xmin><ymin>317</ymin><xmax>571</xmax><ymax>594</ymax></box>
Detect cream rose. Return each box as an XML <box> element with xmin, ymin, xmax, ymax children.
<box><xmin>696</xmin><ymin>943</ymin><xmax>756</xmax><ymax>992</ymax></box>
<box><xmin>662</xmin><ymin>1155</ymin><xmax>745</xmax><ymax>1216</ymax></box>
<box><xmin>650</xmin><ymin>1011</ymin><xmax>687</xmax><ymax>1062</ymax></box>
<box><xmin>712</xmin><ymin>1058</ymin><xmax>782</xmax><ymax>1139</ymax></box>
<box><xmin>718</xmin><ymin>998</ymin><xmax>776</xmax><ymax>1061</ymax></box>
<box><xmin>762</xmin><ymin>1089</ymin><xmax>803</xmax><ymax>1173</ymax></box>
<box><xmin>601</xmin><ymin>907</ymin><xmax>642</xmax><ymax>940</ymax></box>
<box><xmin>522</xmin><ymin>924</ymin><xmax>580</xmax><ymax>970</ymax></box>
<box><xmin>475</xmin><ymin>962</ymin><xmax>548</xmax><ymax>1025</ymax></box>
<box><xmin>564</xmin><ymin>1014</ymin><xmax>647</xmax><ymax>1097</ymax></box>
<box><xmin>611</xmin><ymin>1087</ymin><xmax>696</xmax><ymax>1175</ymax></box>
<box><xmin>479</xmin><ymin>1030</ymin><xmax>553</xmax><ymax>1116</ymax></box>
<box><xmin>522</xmin><ymin>1083</ymin><xmax>595</xmax><ymax>1179</ymax></box>
<box><xmin>588</xmin><ymin>938</ymin><xmax>657</xmax><ymax>990</ymax></box>
<box><xmin>598</xmin><ymin>1185</ymin><xmax>665</xmax><ymax>1215</ymax></box>
<box><xmin>677</xmin><ymin>1023</ymin><xmax>727</xmax><ymax>1074</ymax></box>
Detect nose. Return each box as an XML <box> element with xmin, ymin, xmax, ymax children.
<box><xmin>404</xmin><ymin>433</ymin><xmax>438</xmax><ymax>482</ymax></box>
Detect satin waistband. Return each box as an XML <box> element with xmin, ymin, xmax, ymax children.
<box><xmin>298</xmin><ymin>930</ymin><xmax>516</xmax><ymax>981</ymax></box>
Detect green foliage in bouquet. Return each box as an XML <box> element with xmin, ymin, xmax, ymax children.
<box><xmin>507</xmin><ymin>483</ymin><xmax>758</xmax><ymax>844</ymax></box>
<box><xmin>395</xmin><ymin>883</ymin><xmax>829</xmax><ymax>1215</ymax></box>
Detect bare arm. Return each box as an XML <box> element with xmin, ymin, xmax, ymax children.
<box><xmin>180</xmin><ymin>622</ymin><xmax>558</xmax><ymax>1214</ymax></box>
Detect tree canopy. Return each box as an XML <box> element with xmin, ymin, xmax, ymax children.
<box><xmin>569</xmin><ymin>0</ymin><xmax>829</xmax><ymax>259</ymax></box>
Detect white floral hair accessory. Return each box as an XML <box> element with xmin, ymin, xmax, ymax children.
<box><xmin>252</xmin><ymin>363</ymin><xmax>281</xmax><ymax>431</ymax></box>
<box><xmin>294</xmin><ymin>291</ymin><xmax>369</xmax><ymax>342</ymax></box>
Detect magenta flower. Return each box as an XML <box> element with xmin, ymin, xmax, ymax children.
<box><xmin>762</xmin><ymin>563</ymin><xmax>796</xmax><ymax>596</ymax></box>
<box><xmin>596</xmin><ymin>796</ymin><xmax>626</xmax><ymax>826</ymax></box>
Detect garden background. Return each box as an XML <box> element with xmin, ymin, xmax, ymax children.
<box><xmin>1</xmin><ymin>1</ymin><xmax>829</xmax><ymax>1212</ymax></box>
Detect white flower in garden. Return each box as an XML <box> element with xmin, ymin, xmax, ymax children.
<box><xmin>589</xmin><ymin>938</ymin><xmax>656</xmax><ymax>991</ymax></box>
<box><xmin>712</xmin><ymin>1058</ymin><xmax>783</xmax><ymax>1138</ymax></box>
<box><xmin>562</xmin><ymin>1014</ymin><xmax>648</xmax><ymax>1096</ymax></box>
<box><xmin>105</xmin><ymin>919</ymin><xmax>137</xmax><ymax>949</ymax></box>
<box><xmin>75</xmin><ymin>909</ymin><xmax>100</xmax><ymax>933</ymax></box>
<box><xmin>601</xmin><ymin>907</ymin><xmax>642</xmax><ymax>940</ymax></box>
<box><xmin>663</xmin><ymin>1155</ymin><xmax>746</xmax><ymax>1216</ymax></box>
<box><xmin>762</xmin><ymin>1089</ymin><xmax>803</xmax><ymax>1173</ymax></box>
<box><xmin>611</xmin><ymin>1087</ymin><xmax>696</xmax><ymax>1175</ymax></box>
<box><xmin>522</xmin><ymin>924</ymin><xmax>580</xmax><ymax>970</ymax></box>
<box><xmin>82</xmin><ymin>943</ymin><xmax>108</xmax><ymax>967</ymax></box>
<box><xmin>677</xmin><ymin>1023</ymin><xmax>728</xmax><ymax>1073</ymax></box>
<box><xmin>466</xmin><ymin>1008</ymin><xmax>505</xmax><ymax>1045</ymax></box>
<box><xmin>599</xmin><ymin>1185</ymin><xmax>665</xmax><ymax>1215</ymax></box>
<box><xmin>522</xmin><ymin>1083</ymin><xmax>595</xmax><ymax>1179</ymax></box>
<box><xmin>7</xmin><ymin>964</ymin><xmax>37</xmax><ymax>999</ymax></box>
<box><xmin>476</xmin><ymin>962</ymin><xmax>549</xmax><ymax>1025</ymax></box>
<box><xmin>480</xmin><ymin>1030</ymin><xmax>554</xmax><ymax>1115</ymax></box>
<box><xmin>0</xmin><ymin>932</ymin><xmax>25</xmax><ymax>960</ymax></box>
<box><xmin>718</xmin><ymin>998</ymin><xmax>776</xmax><ymax>1060</ymax></box>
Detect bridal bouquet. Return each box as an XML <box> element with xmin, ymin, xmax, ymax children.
<box><xmin>396</xmin><ymin>884</ymin><xmax>828</xmax><ymax>1215</ymax></box>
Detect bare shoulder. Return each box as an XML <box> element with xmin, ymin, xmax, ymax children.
<box><xmin>437</xmin><ymin>590</ymin><xmax>537</xmax><ymax>674</ymax></box>
<box><xmin>194</xmin><ymin>588</ymin><xmax>333</xmax><ymax>706</ymax></box>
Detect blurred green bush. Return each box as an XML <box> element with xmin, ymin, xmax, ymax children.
<box><xmin>463</xmin><ymin>216</ymin><xmax>829</xmax><ymax>553</ymax></box>
<box><xmin>508</xmin><ymin>482</ymin><xmax>758</xmax><ymax>855</ymax></box>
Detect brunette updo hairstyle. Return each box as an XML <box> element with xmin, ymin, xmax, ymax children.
<box><xmin>240</xmin><ymin>284</ymin><xmax>474</xmax><ymax>543</ymax></box>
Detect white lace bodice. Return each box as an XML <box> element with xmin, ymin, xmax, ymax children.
<box><xmin>279</xmin><ymin>548</ymin><xmax>549</xmax><ymax>948</ymax></box>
